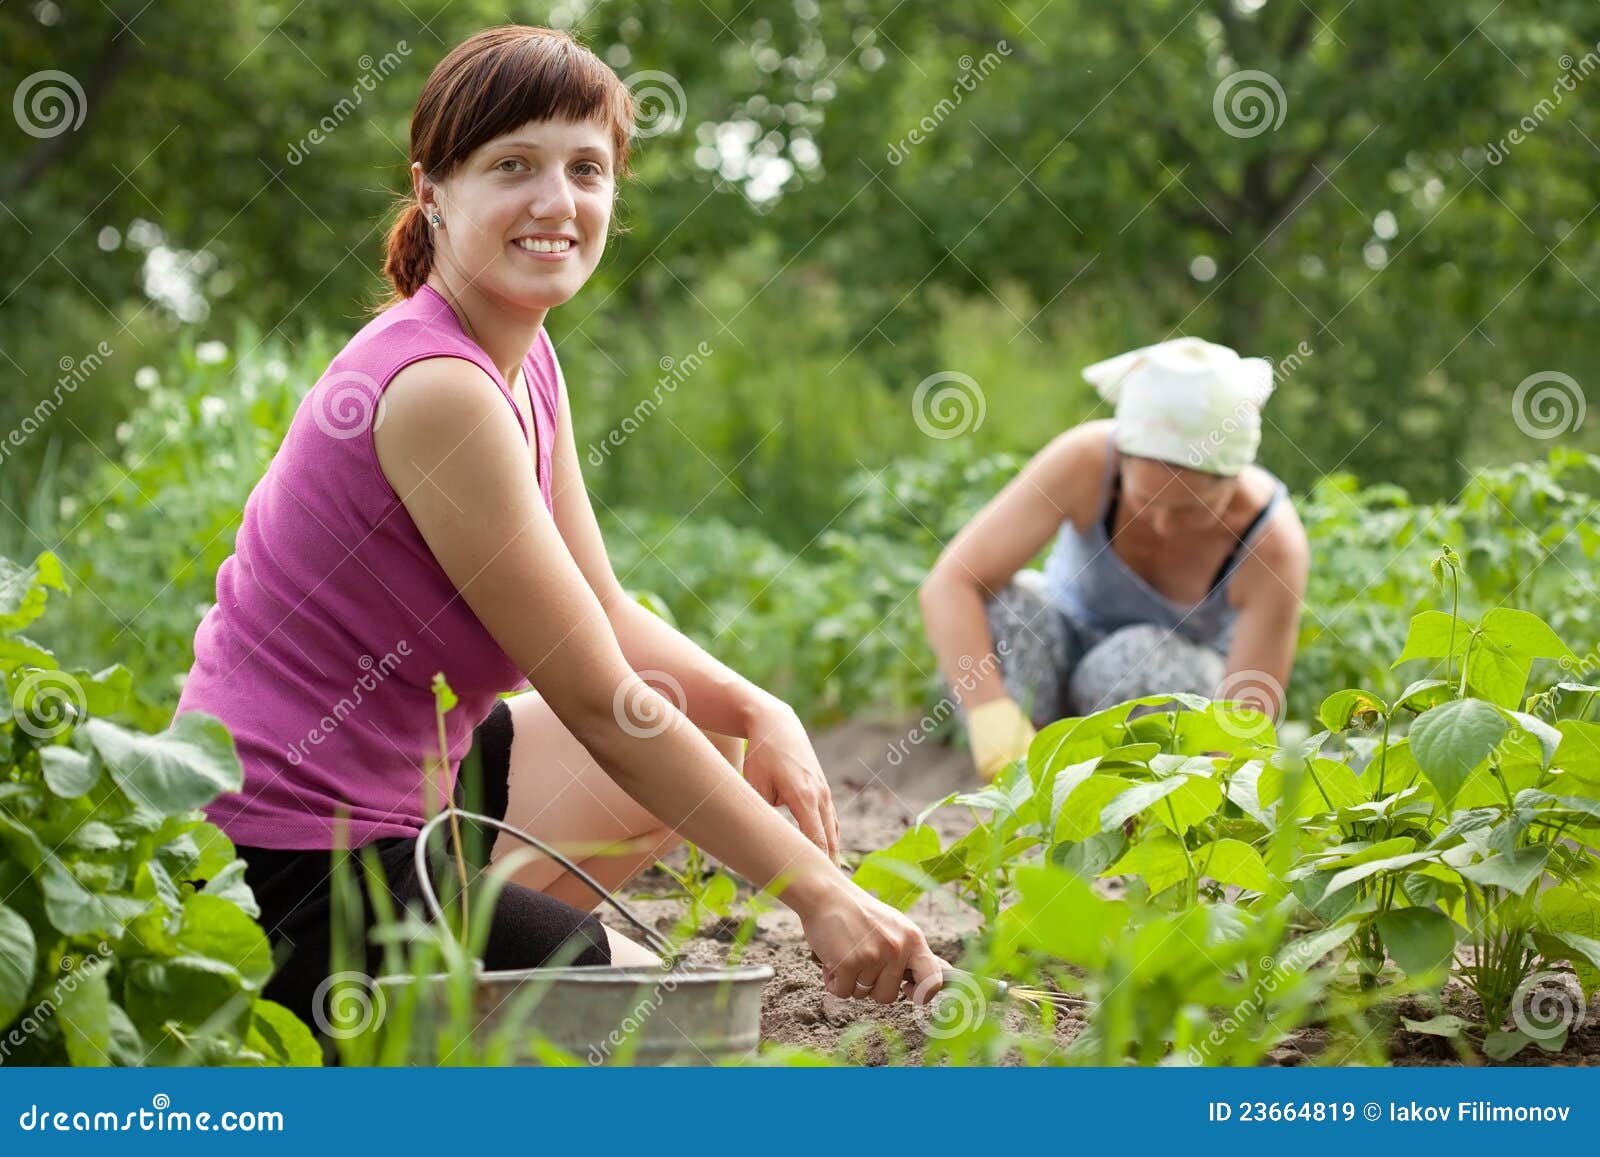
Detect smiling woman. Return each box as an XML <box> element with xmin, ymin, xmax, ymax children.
<box><xmin>174</xmin><ymin>24</ymin><xmax>946</xmax><ymax>1036</ymax></box>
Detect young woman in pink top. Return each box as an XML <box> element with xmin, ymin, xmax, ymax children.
<box><xmin>176</xmin><ymin>25</ymin><xmax>944</xmax><ymax>1031</ymax></box>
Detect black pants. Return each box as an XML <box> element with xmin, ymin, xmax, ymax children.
<box><xmin>231</xmin><ymin>699</ymin><xmax>612</xmax><ymax>1035</ymax></box>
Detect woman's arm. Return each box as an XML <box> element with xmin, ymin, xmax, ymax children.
<box><xmin>374</xmin><ymin>359</ymin><xmax>926</xmax><ymax>998</ymax></box>
<box><xmin>546</xmin><ymin>374</ymin><xmax>839</xmax><ymax>859</ymax></box>
<box><xmin>918</xmin><ymin>421</ymin><xmax>1106</xmax><ymax>710</ymax></box>
<box><xmin>1221</xmin><ymin>502</ymin><xmax>1310</xmax><ymax>718</ymax></box>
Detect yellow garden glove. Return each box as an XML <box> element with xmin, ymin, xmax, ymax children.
<box><xmin>966</xmin><ymin>696</ymin><xmax>1036</xmax><ymax>782</ymax></box>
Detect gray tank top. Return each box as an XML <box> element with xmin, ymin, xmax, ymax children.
<box><xmin>1041</xmin><ymin>447</ymin><xmax>1287</xmax><ymax>655</ymax></box>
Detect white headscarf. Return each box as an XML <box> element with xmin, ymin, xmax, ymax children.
<box><xmin>1081</xmin><ymin>337</ymin><xmax>1274</xmax><ymax>476</ymax></box>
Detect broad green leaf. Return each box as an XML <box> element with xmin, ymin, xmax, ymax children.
<box><xmin>1049</xmin><ymin>830</ymin><xmax>1125</xmax><ymax>879</ymax></box>
<box><xmin>1193</xmin><ymin>838</ymin><xmax>1274</xmax><ymax>893</ymax></box>
<box><xmin>851</xmin><ymin>824</ymin><xmax>941</xmax><ymax>911</ymax></box>
<box><xmin>123</xmin><ymin>956</ymin><xmax>248</xmax><ymax>1038</ymax></box>
<box><xmin>0</xmin><ymin>551</ymin><xmax>68</xmax><ymax>633</ymax></box>
<box><xmin>1465</xmin><ymin>639</ymin><xmax>1530</xmax><ymax>710</ymax></box>
<box><xmin>40</xmin><ymin>747</ymin><xmax>99</xmax><ymax>798</ymax></box>
<box><xmin>1403</xmin><ymin>1013</ymin><xmax>1469</xmax><ymax>1037</ymax></box>
<box><xmin>199</xmin><ymin>860</ymin><xmax>260</xmax><ymax>917</ymax></box>
<box><xmin>1327</xmin><ymin>836</ymin><xmax>1417</xmax><ymax>868</ymax></box>
<box><xmin>57</xmin><ymin>960</ymin><xmax>113</xmax><ymax>1067</ymax></box>
<box><xmin>1054</xmin><ymin>774</ymin><xmax>1134</xmax><ymax>842</ymax></box>
<box><xmin>84</xmin><ymin>713</ymin><xmax>243</xmax><ymax>814</ymax></box>
<box><xmin>1319</xmin><ymin>689</ymin><xmax>1387</xmax><ymax>732</ymax></box>
<box><xmin>1392</xmin><ymin>611</ymin><xmax>1467</xmax><ymax>666</ymax></box>
<box><xmin>1408</xmin><ymin>699</ymin><xmax>1507</xmax><ymax>805</ymax></box>
<box><xmin>1479</xmin><ymin>607</ymin><xmax>1575</xmax><ymax>663</ymax></box>
<box><xmin>1101</xmin><ymin>775</ymin><xmax>1222</xmax><ymax>835</ymax></box>
<box><xmin>1483</xmin><ymin>1024</ymin><xmax>1567</xmax><ymax>1060</ymax></box>
<box><xmin>1376</xmin><ymin>907</ymin><xmax>1458</xmax><ymax>981</ymax></box>
<box><xmin>1457</xmin><ymin>846</ymin><xmax>1550</xmax><ymax>896</ymax></box>
<box><xmin>1102</xmin><ymin>832</ymin><xmax>1189</xmax><ymax>895</ymax></box>
<box><xmin>1324</xmin><ymin>851</ymin><xmax>1436</xmax><ymax>897</ymax></box>
<box><xmin>1394</xmin><ymin>679</ymin><xmax>1453</xmax><ymax>714</ymax></box>
<box><xmin>1503</xmin><ymin>710</ymin><xmax>1561</xmax><ymax>770</ymax></box>
<box><xmin>0</xmin><ymin>904</ymin><xmax>37</xmax><ymax>1026</ymax></box>
<box><xmin>1555</xmin><ymin>720</ymin><xmax>1600</xmax><ymax>783</ymax></box>
<box><xmin>998</xmin><ymin>866</ymin><xmax>1125</xmax><ymax>970</ymax></box>
<box><xmin>247</xmin><ymin>999</ymin><xmax>322</xmax><ymax>1067</ymax></box>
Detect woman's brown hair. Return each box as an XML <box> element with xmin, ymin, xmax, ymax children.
<box><xmin>372</xmin><ymin>25</ymin><xmax>634</xmax><ymax>312</ymax></box>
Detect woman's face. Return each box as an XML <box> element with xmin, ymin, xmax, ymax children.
<box><xmin>1119</xmin><ymin>456</ymin><xmax>1239</xmax><ymax>540</ymax></box>
<box><xmin>418</xmin><ymin>117</ymin><xmax>616</xmax><ymax>311</ymax></box>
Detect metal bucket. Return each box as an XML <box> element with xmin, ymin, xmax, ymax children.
<box><xmin>377</xmin><ymin>809</ymin><xmax>773</xmax><ymax>1065</ymax></box>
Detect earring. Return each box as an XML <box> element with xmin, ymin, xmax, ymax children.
<box><xmin>430</xmin><ymin>212</ymin><xmax>441</xmax><ymax>228</ymax></box>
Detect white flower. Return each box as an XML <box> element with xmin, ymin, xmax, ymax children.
<box><xmin>134</xmin><ymin>366</ymin><xmax>159</xmax><ymax>390</ymax></box>
<box><xmin>195</xmin><ymin>340</ymin><xmax>229</xmax><ymax>365</ymax></box>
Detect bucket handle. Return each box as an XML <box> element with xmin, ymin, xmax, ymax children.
<box><xmin>412</xmin><ymin>808</ymin><xmax>676</xmax><ymax>959</ymax></box>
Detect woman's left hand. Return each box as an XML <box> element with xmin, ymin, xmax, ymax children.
<box><xmin>742</xmin><ymin>702</ymin><xmax>841</xmax><ymax>864</ymax></box>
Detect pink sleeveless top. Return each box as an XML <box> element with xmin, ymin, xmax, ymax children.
<box><xmin>175</xmin><ymin>283</ymin><xmax>563</xmax><ymax>849</ymax></box>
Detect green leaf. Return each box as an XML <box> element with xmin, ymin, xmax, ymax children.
<box><xmin>40</xmin><ymin>747</ymin><xmax>99</xmax><ymax>798</ymax></box>
<box><xmin>0</xmin><ymin>904</ymin><xmax>38</xmax><ymax>1027</ymax></box>
<box><xmin>199</xmin><ymin>860</ymin><xmax>260</xmax><ymax>917</ymax></box>
<box><xmin>1457</xmin><ymin>846</ymin><xmax>1550</xmax><ymax>896</ymax></box>
<box><xmin>1376</xmin><ymin>907</ymin><xmax>1458</xmax><ymax>981</ymax></box>
<box><xmin>1193</xmin><ymin>838</ymin><xmax>1274</xmax><ymax>893</ymax></box>
<box><xmin>247</xmin><ymin>999</ymin><xmax>322</xmax><ymax>1067</ymax></box>
<box><xmin>1049</xmin><ymin>830</ymin><xmax>1125</xmax><ymax>880</ymax></box>
<box><xmin>1054</xmin><ymin>774</ymin><xmax>1134</xmax><ymax>842</ymax></box>
<box><xmin>1395</xmin><ymin>679</ymin><xmax>1453</xmax><ymax>714</ymax></box>
<box><xmin>998</xmin><ymin>866</ymin><xmax>1125</xmax><ymax>970</ymax></box>
<box><xmin>1409</xmin><ymin>699</ymin><xmax>1508</xmax><ymax>805</ymax></box>
<box><xmin>1324</xmin><ymin>851</ymin><xmax>1436</xmax><ymax>897</ymax></box>
<box><xmin>1479</xmin><ymin>608</ymin><xmax>1575</xmax><ymax>663</ymax></box>
<box><xmin>1101</xmin><ymin>775</ymin><xmax>1222</xmax><ymax>835</ymax></box>
<box><xmin>1392</xmin><ymin>611</ymin><xmax>1467</xmax><ymax>666</ymax></box>
<box><xmin>1484</xmin><ymin>1029</ymin><xmax>1539</xmax><ymax>1061</ymax></box>
<box><xmin>1555</xmin><ymin>720</ymin><xmax>1600</xmax><ymax>783</ymax></box>
<box><xmin>57</xmin><ymin>960</ymin><xmax>113</xmax><ymax>1067</ymax></box>
<box><xmin>1403</xmin><ymin>1013</ymin><xmax>1468</xmax><ymax>1038</ymax></box>
<box><xmin>0</xmin><ymin>551</ymin><xmax>68</xmax><ymax>633</ymax></box>
<box><xmin>1319</xmin><ymin>689</ymin><xmax>1387</xmax><ymax>731</ymax></box>
<box><xmin>1465</xmin><ymin>639</ymin><xmax>1531</xmax><ymax>710</ymax></box>
<box><xmin>851</xmin><ymin>825</ymin><xmax>940</xmax><ymax>911</ymax></box>
<box><xmin>1102</xmin><ymin>833</ymin><xmax>1189</xmax><ymax>895</ymax></box>
<box><xmin>84</xmin><ymin>713</ymin><xmax>243</xmax><ymax>814</ymax></box>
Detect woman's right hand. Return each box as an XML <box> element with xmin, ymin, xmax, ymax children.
<box><xmin>797</xmin><ymin>876</ymin><xmax>947</xmax><ymax>1005</ymax></box>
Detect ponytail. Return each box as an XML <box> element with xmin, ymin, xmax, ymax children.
<box><xmin>374</xmin><ymin>200</ymin><xmax>433</xmax><ymax>311</ymax></box>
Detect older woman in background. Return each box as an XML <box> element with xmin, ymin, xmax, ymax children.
<box><xmin>918</xmin><ymin>337</ymin><xmax>1310</xmax><ymax>781</ymax></box>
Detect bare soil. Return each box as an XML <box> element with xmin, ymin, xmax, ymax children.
<box><xmin>627</xmin><ymin>712</ymin><xmax>1599</xmax><ymax>1066</ymax></box>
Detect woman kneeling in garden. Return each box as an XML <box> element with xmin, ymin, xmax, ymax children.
<box><xmin>919</xmin><ymin>337</ymin><xmax>1310</xmax><ymax>781</ymax></box>
<box><xmin>175</xmin><ymin>25</ymin><xmax>944</xmax><ymax>1031</ymax></box>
